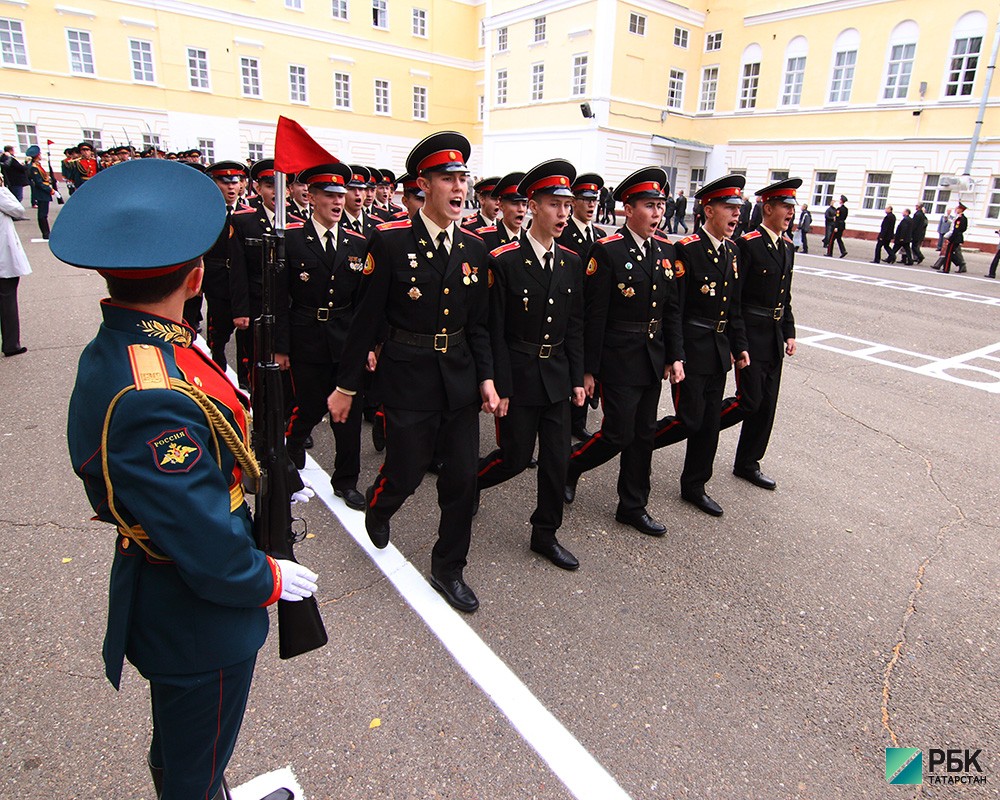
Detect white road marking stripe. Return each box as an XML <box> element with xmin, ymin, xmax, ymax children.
<box><xmin>299</xmin><ymin>460</ymin><xmax>634</xmax><ymax>800</ymax></box>
<box><xmin>796</xmin><ymin>325</ymin><xmax>1000</xmax><ymax>393</ymax></box>
<box><xmin>796</xmin><ymin>265</ymin><xmax>1000</xmax><ymax>305</ymax></box>
<box><xmin>232</xmin><ymin>767</ymin><xmax>304</xmax><ymax>800</ymax></box>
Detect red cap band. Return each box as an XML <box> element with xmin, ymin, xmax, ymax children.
<box><xmin>527</xmin><ymin>175</ymin><xmax>572</xmax><ymax>198</ymax></box>
<box><xmin>575</xmin><ymin>183</ymin><xmax>598</xmax><ymax>193</ymax></box>
<box><xmin>209</xmin><ymin>168</ymin><xmax>244</xmax><ymax>177</ymax></box>
<box><xmin>623</xmin><ymin>181</ymin><xmax>662</xmax><ymax>202</ymax></box>
<box><xmin>499</xmin><ymin>185</ymin><xmax>523</xmax><ymax>197</ymax></box>
<box><xmin>700</xmin><ymin>186</ymin><xmax>742</xmax><ymax>204</ymax></box>
<box><xmin>255</xmin><ymin>169</ymin><xmax>275</xmax><ymax>179</ymax></box>
<box><xmin>309</xmin><ymin>173</ymin><xmax>345</xmax><ymax>185</ymax></box>
<box><xmin>417</xmin><ymin>149</ymin><xmax>465</xmax><ymax>173</ymax></box>
<box><xmin>477</xmin><ymin>183</ymin><xmax>497</xmax><ymax>194</ymax></box>
<box><xmin>762</xmin><ymin>188</ymin><xmax>796</xmax><ymax>201</ymax></box>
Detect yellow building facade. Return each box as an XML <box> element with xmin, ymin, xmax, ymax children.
<box><xmin>2</xmin><ymin>0</ymin><xmax>999</xmax><ymax>242</ymax></box>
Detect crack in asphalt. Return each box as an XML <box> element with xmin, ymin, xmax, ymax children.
<box><xmin>0</xmin><ymin>518</ymin><xmax>97</xmax><ymax>534</ymax></box>
<box><xmin>318</xmin><ymin>574</ymin><xmax>391</xmax><ymax>606</ymax></box>
<box><xmin>53</xmin><ymin>668</ymin><xmax>102</xmax><ymax>681</ymax></box>
<box><xmin>807</xmin><ymin>380</ymin><xmax>966</xmax><ymax>750</ymax></box>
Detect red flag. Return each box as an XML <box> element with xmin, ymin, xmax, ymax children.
<box><xmin>46</xmin><ymin>139</ymin><xmax>54</xmax><ymax>145</ymax></box>
<box><xmin>274</xmin><ymin>116</ymin><xmax>338</xmax><ymax>173</ymax></box>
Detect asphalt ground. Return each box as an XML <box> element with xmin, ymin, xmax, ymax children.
<box><xmin>1</xmin><ymin>208</ymin><xmax>998</xmax><ymax>799</ymax></box>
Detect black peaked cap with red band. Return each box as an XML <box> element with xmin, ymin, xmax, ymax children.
<box><xmin>298</xmin><ymin>162</ymin><xmax>351</xmax><ymax>194</ymax></box>
<box><xmin>205</xmin><ymin>160</ymin><xmax>248</xmax><ymax>184</ymax></box>
<box><xmin>249</xmin><ymin>158</ymin><xmax>276</xmax><ymax>183</ymax></box>
<box><xmin>517</xmin><ymin>160</ymin><xmax>577</xmax><ymax>200</ymax></box>
<box><xmin>695</xmin><ymin>174</ymin><xmax>746</xmax><ymax>206</ymax></box>
<box><xmin>406</xmin><ymin>131</ymin><xmax>471</xmax><ymax>176</ymax></box>
<box><xmin>492</xmin><ymin>171</ymin><xmax>527</xmax><ymax>201</ymax></box>
<box><xmin>755</xmin><ymin>177</ymin><xmax>802</xmax><ymax>205</ymax></box>
<box><xmin>573</xmin><ymin>172</ymin><xmax>604</xmax><ymax>199</ymax></box>
<box><xmin>613</xmin><ymin>166</ymin><xmax>668</xmax><ymax>204</ymax></box>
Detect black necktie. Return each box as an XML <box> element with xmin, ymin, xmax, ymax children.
<box><xmin>585</xmin><ymin>226</ymin><xmax>592</xmax><ymax>245</ymax></box>
<box><xmin>643</xmin><ymin>240</ymin><xmax>651</xmax><ymax>261</ymax></box>
<box><xmin>351</xmin><ymin>219</ymin><xmax>362</xmax><ymax>234</ymax></box>
<box><xmin>436</xmin><ymin>230</ymin><xmax>448</xmax><ymax>259</ymax></box>
<box><xmin>324</xmin><ymin>230</ymin><xmax>334</xmax><ymax>253</ymax></box>
<box><xmin>543</xmin><ymin>252</ymin><xmax>552</xmax><ymax>272</ymax></box>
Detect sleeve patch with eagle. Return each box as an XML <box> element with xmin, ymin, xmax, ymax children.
<box><xmin>148</xmin><ymin>427</ymin><xmax>203</xmax><ymax>473</ymax></box>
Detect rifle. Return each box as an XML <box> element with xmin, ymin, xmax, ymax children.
<box><xmin>251</xmin><ymin>171</ymin><xmax>328</xmax><ymax>659</ymax></box>
<box><xmin>45</xmin><ymin>141</ymin><xmax>64</xmax><ymax>204</ymax></box>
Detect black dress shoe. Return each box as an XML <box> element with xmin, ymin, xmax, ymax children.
<box><xmin>527</xmin><ymin>455</ymin><xmax>538</xmax><ymax>469</ymax></box>
<box><xmin>530</xmin><ymin>538</ymin><xmax>579</xmax><ymax>570</ymax></box>
<box><xmin>303</xmin><ymin>434</ymin><xmax>314</xmax><ymax>450</ymax></box>
<box><xmin>682</xmin><ymin>492</ymin><xmax>724</xmax><ymax>517</ymax></box>
<box><xmin>364</xmin><ymin>488</ymin><xmax>390</xmax><ymax>548</ymax></box>
<box><xmin>372</xmin><ymin>417</ymin><xmax>386</xmax><ymax>452</ymax></box>
<box><xmin>564</xmin><ymin>472</ymin><xmax>580</xmax><ymax>504</ymax></box>
<box><xmin>286</xmin><ymin>445</ymin><xmax>306</xmax><ymax>471</ymax></box>
<box><xmin>334</xmin><ymin>486</ymin><xmax>366</xmax><ymax>510</ymax></box>
<box><xmin>614</xmin><ymin>510</ymin><xmax>666</xmax><ymax>536</ymax></box>
<box><xmin>571</xmin><ymin>426</ymin><xmax>593</xmax><ymax>442</ymax></box>
<box><xmin>733</xmin><ymin>467</ymin><xmax>777</xmax><ymax>490</ymax></box>
<box><xmin>2</xmin><ymin>346</ymin><xmax>27</xmax><ymax>357</ymax></box>
<box><xmin>429</xmin><ymin>574</ymin><xmax>479</xmax><ymax>612</ymax></box>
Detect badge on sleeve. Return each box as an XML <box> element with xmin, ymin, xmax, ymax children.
<box><xmin>674</xmin><ymin>259</ymin><xmax>686</xmax><ymax>278</ymax></box>
<box><xmin>586</xmin><ymin>258</ymin><xmax>598</xmax><ymax>276</ymax></box>
<box><xmin>363</xmin><ymin>253</ymin><xmax>375</xmax><ymax>275</ymax></box>
<box><xmin>488</xmin><ymin>268</ymin><xmax>494</xmax><ymax>288</ymax></box>
<box><xmin>148</xmin><ymin>427</ymin><xmax>202</xmax><ymax>473</ymax></box>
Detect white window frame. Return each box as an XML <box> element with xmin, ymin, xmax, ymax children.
<box><xmin>883</xmin><ymin>41</ymin><xmax>916</xmax><ymax>100</ymax></box>
<box><xmin>372</xmin><ymin>0</ymin><xmax>388</xmax><ymax>30</ymax></box>
<box><xmin>187</xmin><ymin>47</ymin><xmax>211</xmax><ymax>91</ymax></box>
<box><xmin>331</xmin><ymin>0</ymin><xmax>348</xmax><ymax>21</ymax></box>
<box><xmin>285</xmin><ymin>0</ymin><xmax>304</xmax><ymax>10</ymax></box>
<box><xmin>986</xmin><ymin>177</ymin><xmax>1000</xmax><ymax>220</ymax></box>
<box><xmin>15</xmin><ymin>123</ymin><xmax>37</xmax><ymax>154</ymax></box>
<box><xmin>572</xmin><ymin>54</ymin><xmax>587</xmax><ymax>97</ymax></box>
<box><xmin>248</xmin><ymin>142</ymin><xmax>264</xmax><ymax>162</ymax></box>
<box><xmin>495</xmin><ymin>68</ymin><xmax>508</xmax><ymax>105</ymax></box>
<box><xmin>478</xmin><ymin>94</ymin><xmax>484</xmax><ymax>122</ymax></box>
<box><xmin>412</xmin><ymin>84</ymin><xmax>427</xmax><ymax>120</ymax></box>
<box><xmin>739</xmin><ymin>61</ymin><xmax>760</xmax><ymax>110</ymax></box>
<box><xmin>531</xmin><ymin>62</ymin><xmax>544</xmax><ymax>102</ymax></box>
<box><xmin>944</xmin><ymin>35</ymin><xmax>982</xmax><ymax>98</ymax></box>
<box><xmin>705</xmin><ymin>31</ymin><xmax>722</xmax><ymax>52</ymax></box>
<box><xmin>690</xmin><ymin>168</ymin><xmax>705</xmax><ymax>195</ymax></box>
<box><xmin>240</xmin><ymin>56</ymin><xmax>262</xmax><ymax>99</ymax></box>
<box><xmin>142</xmin><ymin>132</ymin><xmax>161</xmax><ymax>150</ymax></box>
<box><xmin>66</xmin><ymin>28</ymin><xmax>95</xmax><ymax>76</ymax></box>
<box><xmin>812</xmin><ymin>171</ymin><xmax>837</xmax><ymax>206</ymax></box>
<box><xmin>374</xmin><ymin>78</ymin><xmax>391</xmax><ymax>115</ymax></box>
<box><xmin>496</xmin><ymin>26</ymin><xmax>507</xmax><ymax>52</ymax></box>
<box><xmin>533</xmin><ymin>16</ymin><xmax>546</xmax><ymax>44</ymax></box>
<box><xmin>81</xmin><ymin>128</ymin><xmax>102</xmax><ymax>150</ymax></box>
<box><xmin>629</xmin><ymin>12</ymin><xmax>646</xmax><ymax>36</ymax></box>
<box><xmin>667</xmin><ymin>69</ymin><xmax>685</xmax><ymax>109</ymax></box>
<box><xmin>862</xmin><ymin>172</ymin><xmax>891</xmax><ymax>210</ymax></box>
<box><xmin>334</xmin><ymin>71</ymin><xmax>352</xmax><ymax>108</ymax></box>
<box><xmin>197</xmin><ymin>138</ymin><xmax>215</xmax><ymax>164</ymax></box>
<box><xmin>781</xmin><ymin>55</ymin><xmax>806</xmax><ymax>106</ymax></box>
<box><xmin>922</xmin><ymin>174</ymin><xmax>951</xmax><ymax>215</ymax></box>
<box><xmin>411</xmin><ymin>7</ymin><xmax>427</xmax><ymax>38</ymax></box>
<box><xmin>829</xmin><ymin>48</ymin><xmax>857</xmax><ymax>103</ymax></box>
<box><xmin>699</xmin><ymin>66</ymin><xmax>718</xmax><ymax>113</ymax></box>
<box><xmin>289</xmin><ymin>64</ymin><xmax>308</xmax><ymax>104</ymax></box>
<box><xmin>0</xmin><ymin>18</ymin><xmax>29</xmax><ymax>68</ymax></box>
<box><xmin>129</xmin><ymin>38</ymin><xmax>155</xmax><ymax>84</ymax></box>
<box><xmin>673</xmin><ymin>27</ymin><xmax>688</xmax><ymax>49</ymax></box>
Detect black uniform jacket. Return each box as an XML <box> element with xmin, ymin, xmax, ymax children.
<box><xmin>582</xmin><ymin>228</ymin><xmax>683</xmax><ymax>387</ymax></box>
<box><xmin>338</xmin><ymin>215</ymin><xmax>493</xmax><ymax>411</ymax></box>
<box><xmin>834</xmin><ymin>204</ymin><xmax>848</xmax><ymax>230</ymax></box>
<box><xmin>736</xmin><ymin>227</ymin><xmax>796</xmax><ymax>363</ymax></box>
<box><xmin>674</xmin><ymin>229</ymin><xmax>748</xmax><ymax>375</ymax></box>
<box><xmin>463</xmin><ymin>211</ymin><xmax>492</xmax><ymax>231</ymax></box>
<box><xmin>202</xmin><ymin>202</ymin><xmax>250</xmax><ymax>299</ymax></box>
<box><xmin>488</xmin><ymin>239</ymin><xmax>584</xmax><ymax>406</ymax></box>
<box><xmin>556</xmin><ymin>220</ymin><xmax>606</xmax><ymax>261</ymax></box>
<box><xmin>345</xmin><ymin>210</ymin><xmax>381</xmax><ymax>242</ymax></box>
<box><xmin>478</xmin><ymin>223</ymin><xmax>518</xmax><ymax>253</ymax></box>
<box><xmin>274</xmin><ymin>219</ymin><xmax>369</xmax><ymax>362</ymax></box>
<box><xmin>950</xmin><ymin>214</ymin><xmax>968</xmax><ymax>244</ymax></box>
<box><xmin>228</xmin><ymin>200</ymin><xmax>305</xmax><ymax>319</ymax></box>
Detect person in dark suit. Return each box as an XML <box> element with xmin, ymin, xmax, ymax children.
<box><xmin>748</xmin><ymin>196</ymin><xmax>763</xmax><ymax>231</ymax></box>
<box><xmin>823</xmin><ymin>200</ymin><xmax>836</xmax><ymax>249</ymax></box>
<box><xmin>57</xmin><ymin>159</ymin><xmax>317</xmax><ymax>800</ymax></box>
<box><xmin>718</xmin><ymin>178</ymin><xmax>799</xmax><ymax>490</ymax></box>
<box><xmin>663</xmin><ymin>194</ymin><xmax>676</xmax><ymax>233</ymax></box>
<box><xmin>873</xmin><ymin>206</ymin><xmax>896</xmax><ymax>264</ymax></box>
<box><xmin>910</xmin><ymin>203</ymin><xmax>928</xmax><ymax>264</ymax></box>
<box><xmin>362</xmin><ymin>167</ymin><xmax>386</xmax><ymax>223</ymax></box>
<box><xmin>477</xmin><ymin>160</ymin><xmax>585</xmax><ymax>569</ymax></box>
<box><xmin>826</xmin><ymin>195</ymin><xmax>848</xmax><ymax>258</ymax></box>
<box><xmin>564</xmin><ymin>167</ymin><xmax>685</xmax><ymax>537</ymax></box>
<box><xmin>652</xmin><ymin>175</ymin><xmax>749</xmax><ymax>517</ymax></box>
<box><xmin>673</xmin><ymin>189</ymin><xmax>689</xmax><ymax>234</ymax></box>
<box><xmin>328</xmin><ymin>132</ymin><xmax>499</xmax><ymax>613</ymax></box>
<box><xmin>275</xmin><ymin>162</ymin><xmax>369</xmax><ymax>510</ymax></box>
<box><xmin>462</xmin><ymin>176</ymin><xmax>500</xmax><ymax>231</ymax></box>
<box><xmin>986</xmin><ymin>230</ymin><xmax>1000</xmax><ymax>278</ymax></box>
<box><xmin>373</xmin><ymin>168</ymin><xmax>403</xmax><ymax>216</ymax></box>
<box><xmin>479</xmin><ymin>172</ymin><xmax>527</xmax><ymax>251</ymax></box>
<box><xmin>934</xmin><ymin>202</ymin><xmax>968</xmax><ymax>273</ymax></box>
<box><xmin>890</xmin><ymin>209</ymin><xmax>914</xmax><ymax>265</ymax></box>
<box><xmin>796</xmin><ymin>203</ymin><xmax>812</xmax><ymax>254</ymax></box>
<box><xmin>735</xmin><ymin>195</ymin><xmax>752</xmax><ymax>239</ymax></box>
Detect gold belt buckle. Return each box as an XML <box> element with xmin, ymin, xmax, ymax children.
<box><xmin>647</xmin><ymin>320</ymin><xmax>659</xmax><ymax>335</ymax></box>
<box><xmin>715</xmin><ymin>320</ymin><xmax>727</xmax><ymax>333</ymax></box>
<box><xmin>538</xmin><ymin>343</ymin><xmax>552</xmax><ymax>358</ymax></box>
<box><xmin>433</xmin><ymin>333</ymin><xmax>449</xmax><ymax>353</ymax></box>
<box><xmin>772</xmin><ymin>305</ymin><xmax>784</xmax><ymax>320</ymax></box>
<box><xmin>316</xmin><ymin>308</ymin><xmax>330</xmax><ymax>322</ymax></box>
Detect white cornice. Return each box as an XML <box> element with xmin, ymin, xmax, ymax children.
<box><xmin>745</xmin><ymin>0</ymin><xmax>897</xmax><ymax>26</ymax></box>
<box><xmin>485</xmin><ymin>0</ymin><xmax>703</xmax><ymax>31</ymax></box>
<box><xmin>233</xmin><ymin>36</ymin><xmax>264</xmax><ymax>48</ymax></box>
<box><xmin>0</xmin><ymin>0</ymin><xmax>30</xmax><ymax>8</ymax></box>
<box><xmin>626</xmin><ymin>0</ymin><xmax>705</xmax><ymax>27</ymax></box>
<box><xmin>118</xmin><ymin>16</ymin><xmax>157</xmax><ymax>28</ymax></box>
<box><xmin>110</xmin><ymin>0</ymin><xmax>482</xmax><ymax>71</ymax></box>
<box><xmin>55</xmin><ymin>4</ymin><xmax>96</xmax><ymax>18</ymax></box>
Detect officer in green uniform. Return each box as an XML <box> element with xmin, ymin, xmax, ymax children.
<box><xmin>55</xmin><ymin>159</ymin><xmax>318</xmax><ymax>800</ymax></box>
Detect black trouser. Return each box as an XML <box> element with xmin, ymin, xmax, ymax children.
<box><xmin>287</xmin><ymin>360</ymin><xmax>361</xmax><ymax>490</ymax></box>
<box><xmin>827</xmin><ymin>228</ymin><xmax>846</xmax><ymax>257</ymax></box>
<box><xmin>800</xmin><ymin>231</ymin><xmax>808</xmax><ymax>254</ymax></box>
<box><xmin>0</xmin><ymin>277</ymin><xmax>21</xmax><ymax>354</ymax></box>
<box><xmin>568</xmin><ymin>382</ymin><xmax>661</xmax><ymax>515</ymax></box>
<box><xmin>205</xmin><ymin>295</ymin><xmax>235</xmax><ymax>370</ymax></box>
<box><xmin>911</xmin><ymin>238</ymin><xmax>924</xmax><ymax>263</ymax></box>
<box><xmin>367</xmin><ymin>403</ymin><xmax>479</xmax><ymax>579</ymax></box>
<box><xmin>35</xmin><ymin>198</ymin><xmax>50</xmax><ymax>238</ymax></box>
<box><xmin>873</xmin><ymin>237</ymin><xmax>894</xmax><ymax>263</ymax></box>
<box><xmin>719</xmin><ymin>357</ymin><xmax>783</xmax><ymax>473</ymax></box>
<box><xmin>653</xmin><ymin>371</ymin><xmax>726</xmax><ymax>496</ymax></box>
<box><xmin>183</xmin><ymin>294</ymin><xmax>204</xmax><ymax>333</ymax></box>
<box><xmin>478</xmin><ymin>399</ymin><xmax>570</xmax><ymax>539</ymax></box>
<box><xmin>937</xmin><ymin>239</ymin><xmax>966</xmax><ymax>273</ymax></box>
<box><xmin>147</xmin><ymin>655</ymin><xmax>255</xmax><ymax>800</ymax></box>
<box><xmin>890</xmin><ymin>239</ymin><xmax>912</xmax><ymax>265</ymax></box>
<box><xmin>988</xmin><ymin>249</ymin><xmax>1000</xmax><ymax>278</ymax></box>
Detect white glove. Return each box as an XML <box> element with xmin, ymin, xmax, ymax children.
<box><xmin>291</xmin><ymin>477</ymin><xmax>315</xmax><ymax>505</ymax></box>
<box><xmin>276</xmin><ymin>559</ymin><xmax>318</xmax><ymax>602</ymax></box>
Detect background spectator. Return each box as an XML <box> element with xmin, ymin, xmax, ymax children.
<box><xmin>937</xmin><ymin>209</ymin><xmax>953</xmax><ymax>251</ymax></box>
<box><xmin>911</xmin><ymin>203</ymin><xmax>928</xmax><ymax>264</ymax></box>
<box><xmin>0</xmin><ymin>146</ymin><xmax>29</xmax><ymax>203</ymax></box>
<box><xmin>0</xmin><ymin>172</ymin><xmax>30</xmax><ymax>356</ymax></box>
<box><xmin>796</xmin><ymin>203</ymin><xmax>812</xmax><ymax>253</ymax></box>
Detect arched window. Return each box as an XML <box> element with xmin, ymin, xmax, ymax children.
<box><xmin>883</xmin><ymin>20</ymin><xmax>918</xmax><ymax>100</ymax></box>
<box><xmin>944</xmin><ymin>11</ymin><xmax>987</xmax><ymax>97</ymax></box>
<box><xmin>739</xmin><ymin>43</ymin><xmax>762</xmax><ymax>110</ymax></box>
<box><xmin>781</xmin><ymin>36</ymin><xmax>809</xmax><ymax>106</ymax></box>
<box><xmin>829</xmin><ymin>29</ymin><xmax>860</xmax><ymax>104</ymax></box>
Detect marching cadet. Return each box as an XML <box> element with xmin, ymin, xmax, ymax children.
<box><xmin>57</xmin><ymin>159</ymin><xmax>318</xmax><ymax>800</ymax></box>
<box><xmin>363</xmin><ymin>167</ymin><xmax>386</xmax><ymax>222</ymax></box>
<box><xmin>201</xmin><ymin>160</ymin><xmax>250</xmax><ymax>369</ymax></box>
<box><xmin>653</xmin><ymin>175</ymin><xmax>750</xmax><ymax>517</ymax></box>
<box><xmin>557</xmin><ymin>172</ymin><xmax>607</xmax><ymax>442</ymax></box>
<box><xmin>328</xmin><ymin>131</ymin><xmax>499</xmax><ymax>613</ymax></box>
<box><xmin>826</xmin><ymin>194</ymin><xmax>849</xmax><ymax>258</ymax></box>
<box><xmin>479</xmin><ymin>172</ymin><xmax>527</xmax><ymax>251</ymax></box>
<box><xmin>275</xmin><ymin>162</ymin><xmax>369</xmax><ymax>510</ymax></box>
<box><xmin>286</xmin><ymin>173</ymin><xmax>311</xmax><ymax>219</ymax></box>
<box><xmin>716</xmin><ymin>178</ymin><xmax>799</xmax><ymax>490</ymax></box>
<box><xmin>343</xmin><ymin>165</ymin><xmax>381</xmax><ymax>240</ymax></box>
<box><xmin>477</xmin><ymin>160</ymin><xmax>585</xmax><ymax>570</ymax></box>
<box><xmin>374</xmin><ymin>168</ymin><xmax>402</xmax><ymax>216</ymax></box>
<box><xmin>564</xmin><ymin>167</ymin><xmax>685</xmax><ymax>538</ymax></box>
<box><xmin>463</xmin><ymin>176</ymin><xmax>501</xmax><ymax>231</ymax></box>
<box><xmin>395</xmin><ymin>172</ymin><xmax>424</xmax><ymax>219</ymax></box>
<box><xmin>935</xmin><ymin>201</ymin><xmax>968</xmax><ymax>273</ymax></box>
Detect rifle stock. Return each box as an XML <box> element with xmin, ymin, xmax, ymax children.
<box><xmin>252</xmin><ymin>219</ymin><xmax>328</xmax><ymax>660</ymax></box>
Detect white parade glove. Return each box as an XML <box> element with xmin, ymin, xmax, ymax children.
<box><xmin>276</xmin><ymin>560</ymin><xmax>318</xmax><ymax>602</ymax></box>
<box><xmin>291</xmin><ymin>477</ymin><xmax>315</xmax><ymax>505</ymax></box>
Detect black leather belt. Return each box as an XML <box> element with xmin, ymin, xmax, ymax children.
<box><xmin>743</xmin><ymin>304</ymin><xmax>784</xmax><ymax>321</ymax></box>
<box><xmin>508</xmin><ymin>338</ymin><xmax>563</xmax><ymax>358</ymax></box>
<box><xmin>607</xmin><ymin>319</ymin><xmax>660</xmax><ymax>335</ymax></box>
<box><xmin>389</xmin><ymin>327</ymin><xmax>465</xmax><ymax>352</ymax></box>
<box><xmin>685</xmin><ymin>317</ymin><xmax>727</xmax><ymax>333</ymax></box>
<box><xmin>292</xmin><ymin>302</ymin><xmax>351</xmax><ymax>322</ymax></box>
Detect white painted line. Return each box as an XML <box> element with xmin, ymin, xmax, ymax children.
<box><xmin>232</xmin><ymin>767</ymin><xmax>304</xmax><ymax>800</ymax></box>
<box><xmin>800</xmin><ymin>254</ymin><xmax>999</xmax><ymax>285</ymax></box>
<box><xmin>301</xmin><ymin>459</ymin><xmax>634</xmax><ymax>800</ymax></box>
<box><xmin>796</xmin><ymin>325</ymin><xmax>1000</xmax><ymax>393</ymax></box>
<box><xmin>795</xmin><ymin>265</ymin><xmax>1000</xmax><ymax>307</ymax></box>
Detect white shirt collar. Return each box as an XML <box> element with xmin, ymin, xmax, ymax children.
<box><xmin>311</xmin><ymin>217</ymin><xmax>338</xmax><ymax>246</ymax></box>
<box><xmin>625</xmin><ymin>225</ymin><xmax>649</xmax><ymax>251</ymax></box>
<box><xmin>526</xmin><ymin>229</ymin><xmax>555</xmax><ymax>264</ymax></box>
<box><xmin>418</xmin><ymin>209</ymin><xmax>454</xmax><ymax>249</ymax></box>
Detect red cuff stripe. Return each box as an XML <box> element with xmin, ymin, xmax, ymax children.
<box><xmin>262</xmin><ymin>556</ymin><xmax>282</xmax><ymax>606</ymax></box>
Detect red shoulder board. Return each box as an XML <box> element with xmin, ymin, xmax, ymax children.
<box><xmin>476</xmin><ymin>225</ymin><xmax>497</xmax><ymax>234</ymax></box>
<box><xmin>741</xmin><ymin>230</ymin><xmax>762</xmax><ymax>240</ymax></box>
<box><xmin>288</xmin><ymin>211</ymin><xmax>306</xmax><ymax>223</ymax></box>
<box><xmin>235</xmin><ymin>202</ymin><xmax>252</xmax><ymax>211</ymax></box>
<box><xmin>233</xmin><ymin>207</ymin><xmax>256</xmax><ymax>216</ymax></box>
<box><xmin>344</xmin><ymin>227</ymin><xmax>366</xmax><ymax>239</ymax></box>
<box><xmin>462</xmin><ymin>214</ymin><xmax>478</xmax><ymax>223</ymax></box>
<box><xmin>377</xmin><ymin>219</ymin><xmax>411</xmax><ymax>231</ymax></box>
<box><xmin>678</xmin><ymin>233</ymin><xmax>701</xmax><ymax>245</ymax></box>
<box><xmin>651</xmin><ymin>233</ymin><xmax>669</xmax><ymax>243</ymax></box>
<box><xmin>286</xmin><ymin>222</ymin><xmax>304</xmax><ymax>229</ymax></box>
<box><xmin>461</xmin><ymin>228</ymin><xmax>484</xmax><ymax>241</ymax></box>
<box><xmin>392</xmin><ymin>210</ymin><xmax>408</xmax><ymax>219</ymax></box>
<box><xmin>490</xmin><ymin>241</ymin><xmax>520</xmax><ymax>258</ymax></box>
<box><xmin>556</xmin><ymin>244</ymin><xmax>576</xmax><ymax>254</ymax></box>
<box><xmin>596</xmin><ymin>233</ymin><xmax>623</xmax><ymax>244</ymax></box>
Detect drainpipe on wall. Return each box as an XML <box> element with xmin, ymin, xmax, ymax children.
<box><xmin>962</xmin><ymin>14</ymin><xmax>1000</xmax><ymax>176</ymax></box>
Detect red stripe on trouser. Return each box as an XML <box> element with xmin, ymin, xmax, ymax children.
<box><xmin>942</xmin><ymin>240</ymin><xmax>955</xmax><ymax>272</ymax></box>
<box><xmin>655</xmin><ymin>384</ymin><xmax>684</xmax><ymax>437</ymax></box>
<box><xmin>284</xmin><ymin>406</ymin><xmax>301</xmax><ymax>439</ymax></box>
<box><xmin>571</xmin><ymin>383</ymin><xmax>605</xmax><ymax>459</ymax></box>
<box><xmin>369</xmin><ymin>475</ymin><xmax>387</xmax><ymax>508</ymax></box>
<box><xmin>720</xmin><ymin>366</ymin><xmax>743</xmax><ymax>417</ymax></box>
<box><xmin>478</xmin><ymin>457</ymin><xmax>503</xmax><ymax>478</ymax></box>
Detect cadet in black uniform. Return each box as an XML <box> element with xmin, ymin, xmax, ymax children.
<box><xmin>564</xmin><ymin>168</ymin><xmax>684</xmax><ymax>537</ymax></box>
<box><xmin>275</xmin><ymin>162</ymin><xmax>369</xmax><ymax>510</ymax></box>
<box><xmin>557</xmin><ymin>172</ymin><xmax>607</xmax><ymax>442</ymax></box>
<box><xmin>477</xmin><ymin>160</ymin><xmax>585</xmax><ymax>570</ymax></box>
<box><xmin>826</xmin><ymin>194</ymin><xmax>849</xmax><ymax>258</ymax></box>
<box><xmin>935</xmin><ymin>201</ymin><xmax>968</xmax><ymax>273</ymax></box>
<box><xmin>397</xmin><ymin>173</ymin><xmax>425</xmax><ymax>219</ymax></box>
<box><xmin>463</xmin><ymin>176</ymin><xmax>500</xmax><ymax>231</ymax></box>
<box><xmin>342</xmin><ymin>165</ymin><xmax>381</xmax><ymax>240</ymax></box>
<box><xmin>652</xmin><ymin>176</ymin><xmax>749</xmax><ymax>517</ymax></box>
<box><xmin>374</xmin><ymin>168</ymin><xmax>403</xmax><ymax>216</ymax></box>
<box><xmin>719</xmin><ymin>178</ymin><xmax>798</xmax><ymax>490</ymax></box>
<box><xmin>479</xmin><ymin>172</ymin><xmax>526</xmax><ymax>251</ymax></box>
<box><xmin>328</xmin><ymin>132</ymin><xmax>499</xmax><ymax>613</ymax></box>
